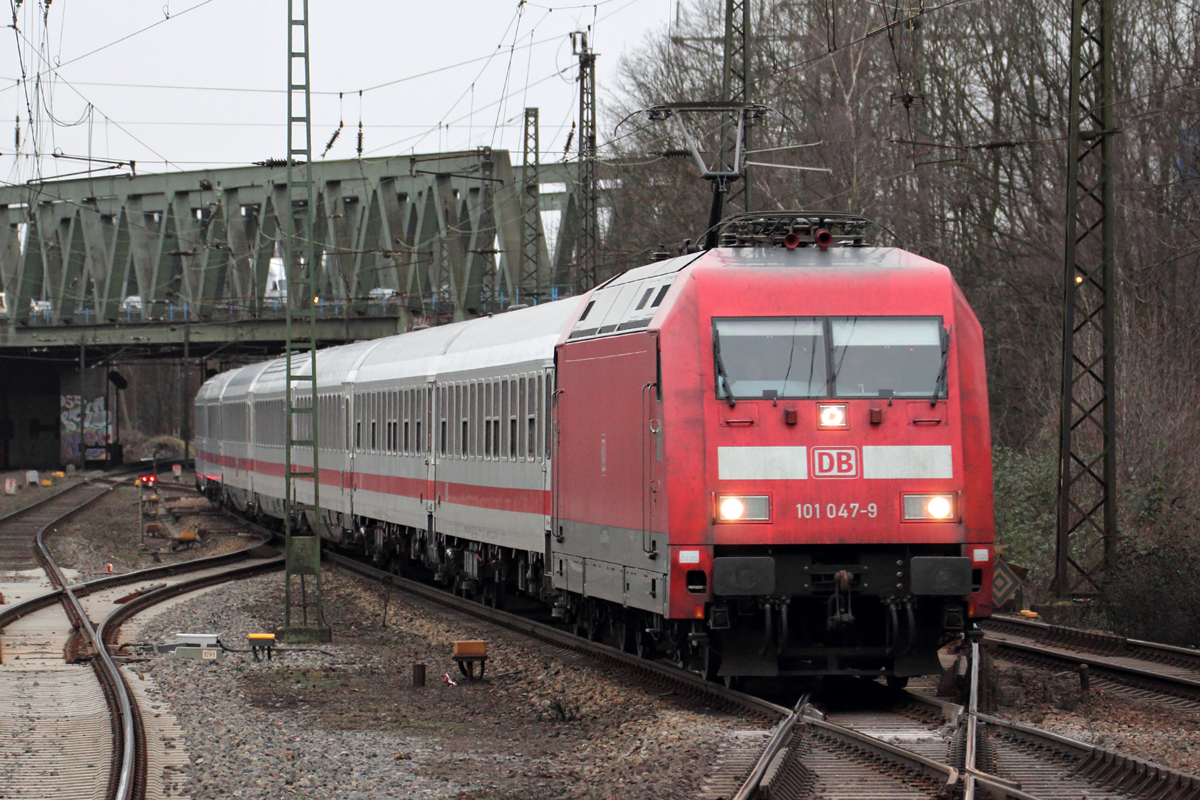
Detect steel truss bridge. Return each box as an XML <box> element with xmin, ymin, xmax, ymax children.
<box><xmin>0</xmin><ymin>150</ymin><xmax>579</xmax><ymax>357</ymax></box>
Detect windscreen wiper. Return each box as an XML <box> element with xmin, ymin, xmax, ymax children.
<box><xmin>713</xmin><ymin>328</ymin><xmax>736</xmax><ymax>408</ymax></box>
<box><xmin>931</xmin><ymin>326</ymin><xmax>951</xmax><ymax>406</ymax></box>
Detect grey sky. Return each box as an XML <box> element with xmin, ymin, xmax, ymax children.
<box><xmin>0</xmin><ymin>0</ymin><xmax>673</xmax><ymax>184</ymax></box>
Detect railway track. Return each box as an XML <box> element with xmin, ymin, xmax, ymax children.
<box><xmin>0</xmin><ymin>473</ymin><xmax>283</xmax><ymax>800</ymax></box>
<box><xmin>320</xmin><ymin>544</ymin><xmax>1200</xmax><ymax>800</ymax></box>
<box><xmin>733</xmin><ymin>644</ymin><xmax>1200</xmax><ymax>799</ymax></box>
<box><xmin>982</xmin><ymin>614</ymin><xmax>1200</xmax><ymax>712</ymax></box>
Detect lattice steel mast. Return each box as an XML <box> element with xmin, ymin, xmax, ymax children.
<box><xmin>280</xmin><ymin>0</ymin><xmax>328</xmax><ymax>642</ymax></box>
<box><xmin>520</xmin><ymin>108</ymin><xmax>543</xmax><ymax>304</ymax></box>
<box><xmin>572</xmin><ymin>31</ymin><xmax>599</xmax><ymax>290</ymax></box>
<box><xmin>1055</xmin><ymin>0</ymin><xmax>1116</xmax><ymax>598</ymax></box>
<box><xmin>721</xmin><ymin>0</ymin><xmax>753</xmax><ymax>213</ymax></box>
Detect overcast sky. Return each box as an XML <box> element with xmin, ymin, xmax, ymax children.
<box><xmin>0</xmin><ymin>0</ymin><xmax>674</xmax><ymax>185</ymax></box>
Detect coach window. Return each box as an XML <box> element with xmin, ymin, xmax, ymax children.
<box><xmin>441</xmin><ymin>388</ymin><xmax>451</xmax><ymax>455</ymax></box>
<box><xmin>389</xmin><ymin>392</ymin><xmax>397</xmax><ymax>452</ymax></box>
<box><xmin>528</xmin><ymin>379</ymin><xmax>537</xmax><ymax>460</ymax></box>
<box><xmin>402</xmin><ymin>389</ymin><xmax>410</xmax><ymax>454</ymax></box>
<box><xmin>469</xmin><ymin>382</ymin><xmax>478</xmax><ymax>458</ymax></box>
<box><xmin>509</xmin><ymin>378</ymin><xmax>519</xmax><ymax>459</ymax></box>
<box><xmin>484</xmin><ymin>382</ymin><xmax>493</xmax><ymax>458</ymax></box>
<box><xmin>499</xmin><ymin>379</ymin><xmax>508</xmax><ymax>459</ymax></box>
<box><xmin>326</xmin><ymin>396</ymin><xmax>334</xmax><ymax>451</ymax></box>
<box><xmin>518</xmin><ymin>379</ymin><xmax>528</xmax><ymax>460</ymax></box>
<box><xmin>450</xmin><ymin>384</ymin><xmax>458</xmax><ymax>458</ymax></box>
<box><xmin>448</xmin><ymin>385</ymin><xmax>455</xmax><ymax>456</ymax></box>
<box><xmin>459</xmin><ymin>384</ymin><xmax>466</xmax><ymax>458</ymax></box>
<box><xmin>492</xmin><ymin>381</ymin><xmax>501</xmax><ymax>459</ymax></box>
<box><xmin>316</xmin><ymin>397</ymin><xmax>323</xmax><ymax>450</ymax></box>
<box><xmin>523</xmin><ymin>376</ymin><xmax>532</xmax><ymax>455</ymax></box>
<box><xmin>536</xmin><ymin>374</ymin><xmax>544</xmax><ymax>459</ymax></box>
<box><xmin>449</xmin><ymin>384</ymin><xmax>456</xmax><ymax>457</ymax></box>
<box><xmin>457</xmin><ymin>384</ymin><xmax>465</xmax><ymax>458</ymax></box>
<box><xmin>492</xmin><ymin>382</ymin><xmax>500</xmax><ymax>457</ymax></box>
<box><xmin>415</xmin><ymin>389</ymin><xmax>423</xmax><ymax>454</ymax></box>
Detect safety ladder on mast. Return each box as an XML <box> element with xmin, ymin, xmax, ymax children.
<box><xmin>280</xmin><ymin>0</ymin><xmax>329</xmax><ymax>643</ymax></box>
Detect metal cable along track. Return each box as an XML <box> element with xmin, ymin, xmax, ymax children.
<box><xmin>0</xmin><ymin>474</ymin><xmax>281</xmax><ymax>800</ymax></box>
<box><xmin>982</xmin><ymin>615</ymin><xmax>1200</xmax><ymax>712</ymax></box>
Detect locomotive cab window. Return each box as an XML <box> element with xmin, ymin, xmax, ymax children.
<box><xmin>713</xmin><ymin>316</ymin><xmax>947</xmax><ymax>400</ymax></box>
<box><xmin>713</xmin><ymin>317</ymin><xmax>828</xmax><ymax>400</ymax></box>
<box><xmin>830</xmin><ymin>317</ymin><xmax>946</xmax><ymax>399</ymax></box>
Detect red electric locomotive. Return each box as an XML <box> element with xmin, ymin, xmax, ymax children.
<box><xmin>196</xmin><ymin>211</ymin><xmax>993</xmax><ymax>686</ymax></box>
<box><xmin>552</xmin><ymin>213</ymin><xmax>992</xmax><ymax>683</ymax></box>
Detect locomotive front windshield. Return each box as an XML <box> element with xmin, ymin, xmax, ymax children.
<box><xmin>713</xmin><ymin>316</ymin><xmax>946</xmax><ymax>400</ymax></box>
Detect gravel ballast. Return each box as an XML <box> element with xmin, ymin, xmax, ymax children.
<box><xmin>124</xmin><ymin>569</ymin><xmax>759</xmax><ymax>800</ymax></box>
<box><xmin>993</xmin><ymin>661</ymin><xmax>1200</xmax><ymax>775</ymax></box>
<box><xmin>47</xmin><ymin>479</ymin><xmax>254</xmax><ymax>582</ymax></box>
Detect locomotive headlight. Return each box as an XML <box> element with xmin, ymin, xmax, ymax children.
<box><xmin>720</xmin><ymin>497</ymin><xmax>745</xmax><ymax>520</ymax></box>
<box><xmin>818</xmin><ymin>404</ymin><xmax>848</xmax><ymax>428</ymax></box>
<box><xmin>902</xmin><ymin>493</ymin><xmax>958</xmax><ymax>521</ymax></box>
<box><xmin>927</xmin><ymin>496</ymin><xmax>952</xmax><ymax>518</ymax></box>
<box><xmin>715</xmin><ymin>494</ymin><xmax>770</xmax><ymax>522</ymax></box>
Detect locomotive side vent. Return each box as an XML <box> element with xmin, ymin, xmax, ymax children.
<box><xmin>714</xmin><ymin>211</ymin><xmax>881</xmax><ymax>249</ymax></box>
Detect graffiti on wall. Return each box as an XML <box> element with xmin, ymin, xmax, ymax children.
<box><xmin>60</xmin><ymin>394</ymin><xmax>81</xmax><ymax>463</ymax></box>
<box><xmin>83</xmin><ymin>396</ymin><xmax>109</xmax><ymax>459</ymax></box>
<box><xmin>61</xmin><ymin>395</ymin><xmax>110</xmax><ymax>462</ymax></box>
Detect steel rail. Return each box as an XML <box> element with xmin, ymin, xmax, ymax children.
<box><xmin>0</xmin><ymin>536</ymin><xmax>275</xmax><ymax>632</ymax></box>
<box><xmin>96</xmin><ymin>555</ymin><xmax>284</xmax><ymax>649</ymax></box>
<box><xmin>983</xmin><ymin>614</ymin><xmax>1200</xmax><ymax>672</ymax></box>
<box><xmin>802</xmin><ymin>711</ymin><xmax>962</xmax><ymax>789</ymax></box>
<box><xmin>731</xmin><ymin>695</ymin><xmax>810</xmax><ymax>800</ymax></box>
<box><xmin>25</xmin><ymin>480</ymin><xmax>139</xmax><ymax>800</ymax></box>
<box><xmin>974</xmin><ymin>711</ymin><xmax>1200</xmax><ymax>799</ymax></box>
<box><xmin>0</xmin><ymin>463</ymin><xmax>191</xmax><ymax>800</ymax></box>
<box><xmin>986</xmin><ymin>636</ymin><xmax>1200</xmax><ymax>711</ymax></box>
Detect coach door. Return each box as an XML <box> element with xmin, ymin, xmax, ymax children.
<box><xmin>345</xmin><ymin>394</ymin><xmax>356</xmax><ymax>520</ymax></box>
<box><xmin>642</xmin><ymin>334</ymin><xmax>664</xmax><ymax>555</ymax></box>
<box><xmin>425</xmin><ymin>381</ymin><xmax>437</xmax><ymax>525</ymax></box>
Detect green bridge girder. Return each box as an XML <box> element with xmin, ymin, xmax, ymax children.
<box><xmin>0</xmin><ymin>151</ymin><xmax>576</xmax><ymax>343</ymax></box>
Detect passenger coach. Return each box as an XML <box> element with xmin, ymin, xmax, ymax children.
<box><xmin>196</xmin><ymin>212</ymin><xmax>994</xmax><ymax>685</ymax></box>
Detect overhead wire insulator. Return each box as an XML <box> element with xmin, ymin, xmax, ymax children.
<box><xmin>563</xmin><ymin>121</ymin><xmax>575</xmax><ymax>156</ymax></box>
<box><xmin>322</xmin><ymin>92</ymin><xmax>344</xmax><ymax>158</ymax></box>
<box><xmin>321</xmin><ymin>123</ymin><xmax>342</xmax><ymax>158</ymax></box>
<box><xmin>356</xmin><ymin>89</ymin><xmax>363</xmax><ymax>158</ymax></box>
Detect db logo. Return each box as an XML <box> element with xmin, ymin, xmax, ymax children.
<box><xmin>811</xmin><ymin>447</ymin><xmax>860</xmax><ymax>479</ymax></box>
